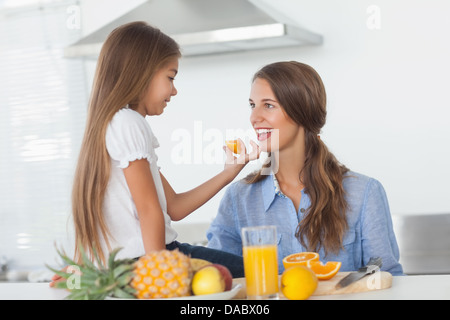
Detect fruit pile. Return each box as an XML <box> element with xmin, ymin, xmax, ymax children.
<box><xmin>190</xmin><ymin>258</ymin><xmax>232</xmax><ymax>295</ymax></box>
<box><xmin>280</xmin><ymin>252</ymin><xmax>342</xmax><ymax>300</ymax></box>
<box><xmin>49</xmin><ymin>247</ymin><xmax>232</xmax><ymax>300</ymax></box>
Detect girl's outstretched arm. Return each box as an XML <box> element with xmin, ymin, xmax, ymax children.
<box><xmin>161</xmin><ymin>140</ymin><xmax>260</xmax><ymax>221</ymax></box>
<box><xmin>123</xmin><ymin>158</ymin><xmax>166</xmax><ymax>252</ymax></box>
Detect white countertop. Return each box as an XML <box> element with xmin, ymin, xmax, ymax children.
<box><xmin>0</xmin><ymin>275</ymin><xmax>449</xmax><ymax>300</ymax></box>
<box><xmin>309</xmin><ymin>274</ymin><xmax>450</xmax><ymax>300</ymax></box>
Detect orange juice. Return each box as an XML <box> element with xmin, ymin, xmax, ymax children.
<box><xmin>243</xmin><ymin>244</ymin><xmax>279</xmax><ymax>298</ymax></box>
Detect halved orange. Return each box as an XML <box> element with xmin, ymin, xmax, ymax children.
<box><xmin>282</xmin><ymin>252</ymin><xmax>320</xmax><ymax>269</ymax></box>
<box><xmin>306</xmin><ymin>260</ymin><xmax>342</xmax><ymax>280</ymax></box>
<box><xmin>225</xmin><ymin>140</ymin><xmax>242</xmax><ymax>154</ymax></box>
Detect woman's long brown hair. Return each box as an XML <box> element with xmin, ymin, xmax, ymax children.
<box><xmin>245</xmin><ymin>61</ymin><xmax>349</xmax><ymax>255</ymax></box>
<box><xmin>72</xmin><ymin>22</ymin><xmax>180</xmax><ymax>263</ymax></box>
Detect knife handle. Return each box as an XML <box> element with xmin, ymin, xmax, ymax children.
<box><xmin>365</xmin><ymin>257</ymin><xmax>382</xmax><ymax>274</ymax></box>
<box><xmin>367</xmin><ymin>257</ymin><xmax>382</xmax><ymax>267</ymax></box>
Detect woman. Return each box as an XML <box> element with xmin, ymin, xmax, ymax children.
<box><xmin>206</xmin><ymin>61</ymin><xmax>403</xmax><ymax>275</ymax></box>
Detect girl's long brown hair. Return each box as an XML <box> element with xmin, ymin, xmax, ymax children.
<box><xmin>72</xmin><ymin>22</ymin><xmax>180</xmax><ymax>263</ymax></box>
<box><xmin>245</xmin><ymin>61</ymin><xmax>349</xmax><ymax>255</ymax></box>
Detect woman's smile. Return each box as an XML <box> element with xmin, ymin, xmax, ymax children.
<box><xmin>255</xmin><ymin>128</ymin><xmax>273</xmax><ymax>141</ymax></box>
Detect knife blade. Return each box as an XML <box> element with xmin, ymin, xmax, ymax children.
<box><xmin>335</xmin><ymin>257</ymin><xmax>382</xmax><ymax>289</ymax></box>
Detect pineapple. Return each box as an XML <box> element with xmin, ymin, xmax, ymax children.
<box><xmin>131</xmin><ymin>250</ymin><xmax>192</xmax><ymax>299</ymax></box>
<box><xmin>48</xmin><ymin>246</ymin><xmax>192</xmax><ymax>300</ymax></box>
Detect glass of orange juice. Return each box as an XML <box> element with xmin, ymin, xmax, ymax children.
<box><xmin>241</xmin><ymin>225</ymin><xmax>279</xmax><ymax>299</ymax></box>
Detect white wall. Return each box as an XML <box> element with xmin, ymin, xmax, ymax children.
<box><xmin>81</xmin><ymin>0</ymin><xmax>450</xmax><ymax>225</ymax></box>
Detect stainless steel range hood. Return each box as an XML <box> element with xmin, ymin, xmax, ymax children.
<box><xmin>65</xmin><ymin>0</ymin><xmax>322</xmax><ymax>58</ymax></box>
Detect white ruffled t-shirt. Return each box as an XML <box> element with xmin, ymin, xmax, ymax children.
<box><xmin>103</xmin><ymin>108</ymin><xmax>177</xmax><ymax>259</ymax></box>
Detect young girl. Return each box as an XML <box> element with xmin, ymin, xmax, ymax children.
<box><xmin>206</xmin><ymin>61</ymin><xmax>404</xmax><ymax>275</ymax></box>
<box><xmin>63</xmin><ymin>21</ymin><xmax>259</xmax><ymax>278</ymax></box>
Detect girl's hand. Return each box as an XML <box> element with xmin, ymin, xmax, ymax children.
<box><xmin>49</xmin><ymin>265</ymin><xmax>82</xmax><ymax>288</ymax></box>
<box><xmin>223</xmin><ymin>139</ymin><xmax>260</xmax><ymax>173</ymax></box>
<box><xmin>49</xmin><ymin>266</ymin><xmax>69</xmax><ymax>288</ymax></box>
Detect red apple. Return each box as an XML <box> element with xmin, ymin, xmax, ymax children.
<box><xmin>212</xmin><ymin>264</ymin><xmax>233</xmax><ymax>291</ymax></box>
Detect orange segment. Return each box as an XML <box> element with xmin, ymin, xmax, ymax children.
<box><xmin>225</xmin><ymin>140</ymin><xmax>242</xmax><ymax>154</ymax></box>
<box><xmin>306</xmin><ymin>260</ymin><xmax>342</xmax><ymax>280</ymax></box>
<box><xmin>282</xmin><ymin>252</ymin><xmax>319</xmax><ymax>269</ymax></box>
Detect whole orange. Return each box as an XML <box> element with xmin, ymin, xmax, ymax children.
<box><xmin>280</xmin><ymin>266</ymin><xmax>318</xmax><ymax>300</ymax></box>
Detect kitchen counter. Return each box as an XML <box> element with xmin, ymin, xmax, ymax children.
<box><xmin>0</xmin><ymin>275</ymin><xmax>449</xmax><ymax>300</ymax></box>
<box><xmin>309</xmin><ymin>274</ymin><xmax>450</xmax><ymax>300</ymax></box>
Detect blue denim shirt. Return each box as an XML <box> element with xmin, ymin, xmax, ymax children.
<box><xmin>206</xmin><ymin>171</ymin><xmax>404</xmax><ymax>275</ymax></box>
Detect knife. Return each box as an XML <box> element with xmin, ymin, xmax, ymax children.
<box><xmin>335</xmin><ymin>257</ymin><xmax>382</xmax><ymax>289</ymax></box>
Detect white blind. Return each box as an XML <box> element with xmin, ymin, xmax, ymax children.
<box><xmin>0</xmin><ymin>0</ymin><xmax>87</xmax><ymax>270</ymax></box>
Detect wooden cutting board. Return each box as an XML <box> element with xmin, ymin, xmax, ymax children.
<box><xmin>232</xmin><ymin>271</ymin><xmax>392</xmax><ymax>299</ymax></box>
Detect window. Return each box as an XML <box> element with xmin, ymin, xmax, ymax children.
<box><xmin>0</xmin><ymin>0</ymin><xmax>87</xmax><ymax>272</ymax></box>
